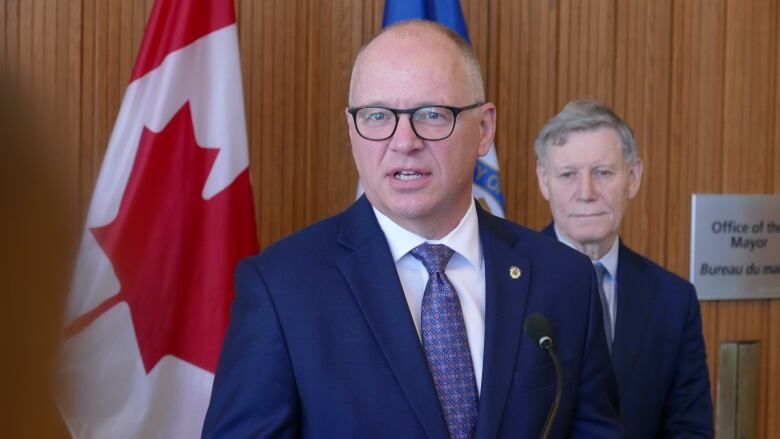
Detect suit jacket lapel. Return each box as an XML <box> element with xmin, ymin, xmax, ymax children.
<box><xmin>611</xmin><ymin>242</ymin><xmax>655</xmax><ymax>393</ymax></box>
<box><xmin>474</xmin><ymin>208</ymin><xmax>532</xmax><ymax>439</ymax></box>
<box><xmin>335</xmin><ymin>197</ymin><xmax>448</xmax><ymax>439</ymax></box>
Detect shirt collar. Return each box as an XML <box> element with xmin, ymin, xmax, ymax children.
<box><xmin>553</xmin><ymin>224</ymin><xmax>619</xmax><ymax>279</ymax></box>
<box><xmin>594</xmin><ymin>238</ymin><xmax>619</xmax><ymax>280</ymax></box>
<box><xmin>373</xmin><ymin>198</ymin><xmax>482</xmax><ymax>269</ymax></box>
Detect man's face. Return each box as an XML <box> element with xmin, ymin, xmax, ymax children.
<box><xmin>536</xmin><ymin>127</ymin><xmax>643</xmax><ymax>252</ymax></box>
<box><xmin>346</xmin><ymin>29</ymin><xmax>495</xmax><ymax>239</ymax></box>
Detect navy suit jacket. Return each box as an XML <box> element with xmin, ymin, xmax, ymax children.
<box><xmin>202</xmin><ymin>198</ymin><xmax>622</xmax><ymax>438</ymax></box>
<box><xmin>542</xmin><ymin>224</ymin><xmax>713</xmax><ymax>438</ymax></box>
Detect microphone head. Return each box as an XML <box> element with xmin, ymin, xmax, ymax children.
<box><xmin>524</xmin><ymin>313</ymin><xmax>554</xmax><ymax>349</ymax></box>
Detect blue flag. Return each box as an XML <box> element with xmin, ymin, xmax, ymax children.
<box><xmin>383</xmin><ymin>0</ymin><xmax>470</xmax><ymax>43</ymax></box>
<box><xmin>381</xmin><ymin>0</ymin><xmax>506</xmax><ymax>217</ymax></box>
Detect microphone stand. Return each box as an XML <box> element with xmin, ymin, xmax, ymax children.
<box><xmin>539</xmin><ymin>339</ymin><xmax>563</xmax><ymax>439</ymax></box>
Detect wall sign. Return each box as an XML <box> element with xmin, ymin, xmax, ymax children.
<box><xmin>690</xmin><ymin>194</ymin><xmax>780</xmax><ymax>300</ymax></box>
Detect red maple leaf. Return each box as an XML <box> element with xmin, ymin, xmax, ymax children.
<box><xmin>67</xmin><ymin>102</ymin><xmax>258</xmax><ymax>374</ymax></box>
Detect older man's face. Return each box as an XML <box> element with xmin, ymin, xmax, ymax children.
<box><xmin>536</xmin><ymin>127</ymin><xmax>643</xmax><ymax>252</ymax></box>
<box><xmin>346</xmin><ymin>29</ymin><xmax>495</xmax><ymax>239</ymax></box>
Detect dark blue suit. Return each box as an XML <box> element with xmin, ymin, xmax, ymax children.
<box><xmin>542</xmin><ymin>224</ymin><xmax>713</xmax><ymax>438</ymax></box>
<box><xmin>203</xmin><ymin>197</ymin><xmax>622</xmax><ymax>438</ymax></box>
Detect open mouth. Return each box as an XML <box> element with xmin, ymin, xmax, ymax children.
<box><xmin>394</xmin><ymin>170</ymin><xmax>424</xmax><ymax>181</ymax></box>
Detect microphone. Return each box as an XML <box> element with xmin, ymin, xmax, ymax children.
<box><xmin>524</xmin><ymin>314</ymin><xmax>563</xmax><ymax>439</ymax></box>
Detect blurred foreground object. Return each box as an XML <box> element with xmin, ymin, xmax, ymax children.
<box><xmin>0</xmin><ymin>73</ymin><xmax>71</xmax><ymax>437</ymax></box>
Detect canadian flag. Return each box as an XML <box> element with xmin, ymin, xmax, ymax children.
<box><xmin>57</xmin><ymin>0</ymin><xmax>258</xmax><ymax>437</ymax></box>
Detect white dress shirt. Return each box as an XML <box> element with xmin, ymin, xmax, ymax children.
<box><xmin>373</xmin><ymin>199</ymin><xmax>486</xmax><ymax>393</ymax></box>
<box><xmin>554</xmin><ymin>226</ymin><xmax>619</xmax><ymax>337</ymax></box>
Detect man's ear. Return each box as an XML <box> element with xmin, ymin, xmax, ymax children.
<box><xmin>536</xmin><ymin>160</ymin><xmax>551</xmax><ymax>200</ymax></box>
<box><xmin>477</xmin><ymin>103</ymin><xmax>497</xmax><ymax>157</ymax></box>
<box><xmin>627</xmin><ymin>158</ymin><xmax>643</xmax><ymax>199</ymax></box>
<box><xmin>345</xmin><ymin>107</ymin><xmax>354</xmax><ymax>130</ymax></box>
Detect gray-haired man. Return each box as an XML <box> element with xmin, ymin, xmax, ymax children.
<box><xmin>536</xmin><ymin>99</ymin><xmax>713</xmax><ymax>438</ymax></box>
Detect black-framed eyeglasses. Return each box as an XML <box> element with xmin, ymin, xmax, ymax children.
<box><xmin>347</xmin><ymin>102</ymin><xmax>484</xmax><ymax>141</ymax></box>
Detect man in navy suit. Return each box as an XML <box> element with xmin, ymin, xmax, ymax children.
<box><xmin>204</xmin><ymin>22</ymin><xmax>621</xmax><ymax>438</ymax></box>
<box><xmin>535</xmin><ymin>99</ymin><xmax>714</xmax><ymax>438</ymax></box>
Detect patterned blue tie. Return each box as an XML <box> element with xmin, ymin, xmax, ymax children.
<box><xmin>593</xmin><ymin>262</ymin><xmax>613</xmax><ymax>353</ymax></box>
<box><xmin>410</xmin><ymin>243</ymin><xmax>478</xmax><ymax>439</ymax></box>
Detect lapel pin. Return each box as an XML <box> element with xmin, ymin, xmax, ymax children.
<box><xmin>509</xmin><ymin>266</ymin><xmax>522</xmax><ymax>279</ymax></box>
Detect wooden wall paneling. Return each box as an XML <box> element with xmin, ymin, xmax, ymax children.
<box><xmin>719</xmin><ymin>2</ymin><xmax>779</xmax><ymax>433</ymax></box>
<box><xmin>771</xmin><ymin>8</ymin><xmax>780</xmax><ymax>434</ymax></box>
<box><xmin>79</xmin><ymin>0</ymin><xmax>96</xmax><ymax>223</ymax></box>
<box><xmin>306</xmin><ymin>0</ymin><xmax>330</xmax><ymax>239</ymax></box>
<box><xmin>65</xmin><ymin>0</ymin><xmax>83</xmax><ymax>239</ymax></box>
<box><xmin>556</xmin><ymin>0</ymin><xmax>614</xmax><ymax>106</ymax></box>
<box><xmin>666</xmin><ymin>2</ymin><xmax>700</xmax><ymax>277</ymax></box>
<box><xmin>613</xmin><ymin>0</ymin><xmax>673</xmax><ymax>265</ymax></box>
<box><xmin>1</xmin><ymin>1</ymin><xmax>6</xmax><ymax>68</ymax></box>
<box><xmin>493</xmin><ymin>0</ymin><xmax>522</xmax><ymax>223</ymax></box>
<box><xmin>699</xmin><ymin>0</ymin><xmax>730</xmax><ymax>420</ymax></box>
<box><xmin>461</xmin><ymin>0</ymin><xmax>490</xmax><ymax>72</ymax></box>
<box><xmin>235</xmin><ymin>0</ymin><xmax>257</xmax><ymax>242</ymax></box>
<box><xmin>642</xmin><ymin>0</ymin><xmax>674</xmax><ymax>264</ymax></box>
<box><xmin>669</xmin><ymin>0</ymin><xmax>728</xmax><ymax>416</ymax></box>
<box><xmin>92</xmin><ymin>0</ymin><xmax>111</xmax><ymax>199</ymax></box>
<box><xmin>118</xmin><ymin>0</ymin><xmax>135</xmax><ymax>102</ymax></box>
<box><xmin>267</xmin><ymin>0</ymin><xmax>287</xmax><ymax>246</ymax></box>
<box><xmin>130</xmin><ymin>2</ymin><xmax>143</xmax><ymax>61</ymax></box>
<box><xmin>612</xmin><ymin>0</ymin><xmax>638</xmax><ymax>244</ymax></box>
<box><xmin>5</xmin><ymin>1</ymin><xmax>18</xmax><ymax>79</ymax></box>
<box><xmin>253</xmin><ymin>0</ymin><xmax>274</xmax><ymax>249</ymax></box>
<box><xmin>667</xmin><ymin>0</ymin><xmax>726</xmax><ymax>278</ymax></box>
<box><xmin>483</xmin><ymin>0</ymin><xmax>498</xmax><ymax>143</ymax></box>
<box><xmin>461</xmin><ymin>0</ymin><xmax>493</xmax><ymax>130</ymax></box>
<box><xmin>716</xmin><ymin>300</ymin><xmax>771</xmax><ymax>437</ymax></box>
<box><xmin>325</xmin><ymin>0</ymin><xmax>352</xmax><ymax>224</ymax></box>
<box><xmin>511</xmin><ymin>0</ymin><xmax>534</xmax><ymax>225</ymax></box>
<box><xmin>593</xmin><ymin>0</ymin><xmax>615</xmax><ymax>104</ymax></box>
<box><xmin>698</xmin><ymin>300</ymin><xmax>718</xmax><ymax>418</ymax></box>
<box><xmin>131</xmin><ymin>0</ymin><xmax>145</xmax><ymax>67</ymax></box>
<box><xmin>105</xmin><ymin>0</ymin><xmax>121</xmax><ymax>143</ymax></box>
<box><xmin>776</xmin><ymin>0</ymin><xmax>780</xmax><ymax>196</ymax></box>
<box><xmin>277</xmin><ymin>0</ymin><xmax>302</xmax><ymax>243</ymax></box>
<box><xmin>556</xmin><ymin>0</ymin><xmax>573</xmax><ymax>112</ymax></box>
<box><xmin>330</xmin><ymin>0</ymin><xmax>366</xmax><ymax>217</ymax></box>
<box><xmin>44</xmin><ymin>0</ymin><xmax>56</xmax><ymax>186</ymax></box>
<box><xmin>49</xmin><ymin>0</ymin><xmax>68</xmax><ymax>236</ymax></box>
<box><xmin>666</xmin><ymin>0</ymin><xmax>696</xmax><ymax>279</ymax></box>
<box><xmin>17</xmin><ymin>0</ymin><xmax>31</xmax><ymax>95</ymax></box>
<box><xmin>289</xmin><ymin>0</ymin><xmax>310</xmax><ymax>241</ymax></box>
<box><xmin>30</xmin><ymin>0</ymin><xmax>42</xmax><ymax>139</ymax></box>
<box><xmin>49</xmin><ymin>0</ymin><xmax>63</xmax><ymax>118</ymax></box>
<box><xmin>768</xmin><ymin>300</ymin><xmax>780</xmax><ymax>438</ymax></box>
<box><xmin>306</xmin><ymin>0</ymin><xmax>368</xmax><ymax>239</ymax></box>
<box><xmin>492</xmin><ymin>0</ymin><xmax>559</xmax><ymax>227</ymax></box>
<box><xmin>32</xmin><ymin>0</ymin><xmax>44</xmax><ymax>106</ymax></box>
<box><xmin>524</xmin><ymin>0</ymin><xmax>560</xmax><ymax>229</ymax></box>
<box><xmin>279</xmin><ymin>0</ymin><xmax>302</xmax><ymax>246</ymax></box>
<box><xmin>54</xmin><ymin>3</ymin><xmax>78</xmax><ymax>435</ymax></box>
<box><xmin>722</xmin><ymin>0</ymin><xmax>775</xmax><ymax>195</ymax></box>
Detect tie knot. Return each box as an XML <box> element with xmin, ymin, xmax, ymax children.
<box><xmin>593</xmin><ymin>262</ymin><xmax>607</xmax><ymax>282</ymax></box>
<box><xmin>410</xmin><ymin>243</ymin><xmax>454</xmax><ymax>274</ymax></box>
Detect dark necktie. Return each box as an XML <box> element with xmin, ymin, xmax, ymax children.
<box><xmin>410</xmin><ymin>243</ymin><xmax>478</xmax><ymax>439</ymax></box>
<box><xmin>593</xmin><ymin>262</ymin><xmax>613</xmax><ymax>353</ymax></box>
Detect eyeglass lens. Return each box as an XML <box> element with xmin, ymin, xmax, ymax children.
<box><xmin>354</xmin><ymin>106</ymin><xmax>455</xmax><ymax>141</ymax></box>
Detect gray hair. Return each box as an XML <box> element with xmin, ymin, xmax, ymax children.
<box><xmin>534</xmin><ymin>99</ymin><xmax>637</xmax><ymax>165</ymax></box>
<box><xmin>348</xmin><ymin>19</ymin><xmax>485</xmax><ymax>105</ymax></box>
